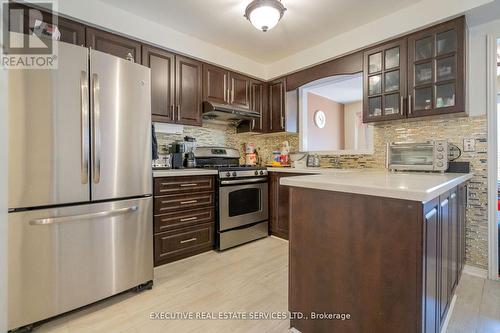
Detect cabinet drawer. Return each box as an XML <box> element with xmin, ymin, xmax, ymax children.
<box><xmin>154</xmin><ymin>192</ymin><xmax>214</xmax><ymax>214</ymax></box>
<box><xmin>154</xmin><ymin>223</ymin><xmax>214</xmax><ymax>265</ymax></box>
<box><xmin>154</xmin><ymin>207</ymin><xmax>214</xmax><ymax>233</ymax></box>
<box><xmin>154</xmin><ymin>176</ymin><xmax>214</xmax><ymax>196</ymax></box>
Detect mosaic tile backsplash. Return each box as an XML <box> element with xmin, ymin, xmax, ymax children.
<box><xmin>156</xmin><ymin>115</ymin><xmax>488</xmax><ymax>269</ymax></box>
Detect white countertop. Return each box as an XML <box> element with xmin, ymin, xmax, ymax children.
<box><xmin>153</xmin><ymin>169</ymin><xmax>218</xmax><ymax>177</ymax></box>
<box><xmin>267</xmin><ymin>167</ymin><xmax>361</xmax><ymax>174</ymax></box>
<box><xmin>279</xmin><ymin>170</ymin><xmax>473</xmax><ymax>202</ymax></box>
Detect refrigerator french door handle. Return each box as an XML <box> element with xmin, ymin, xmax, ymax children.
<box><xmin>80</xmin><ymin>71</ymin><xmax>90</xmax><ymax>184</ymax></box>
<box><xmin>91</xmin><ymin>73</ymin><xmax>101</xmax><ymax>184</ymax></box>
<box><xmin>29</xmin><ymin>206</ymin><xmax>139</xmax><ymax>225</ymax></box>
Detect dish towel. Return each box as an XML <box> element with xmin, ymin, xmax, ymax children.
<box><xmin>152</xmin><ymin>124</ymin><xmax>159</xmax><ymax>160</ymax></box>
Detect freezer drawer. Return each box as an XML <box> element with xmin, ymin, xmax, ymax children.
<box><xmin>8</xmin><ymin>197</ymin><xmax>153</xmax><ymax>331</ymax></box>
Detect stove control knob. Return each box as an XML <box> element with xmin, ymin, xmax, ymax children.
<box><xmin>232</xmin><ymin>172</ymin><xmax>237</xmax><ymax>177</ymax></box>
<box><xmin>255</xmin><ymin>171</ymin><xmax>259</xmax><ymax>176</ymax></box>
<box><xmin>260</xmin><ymin>171</ymin><xmax>264</xmax><ymax>175</ymax></box>
<box><xmin>225</xmin><ymin>172</ymin><xmax>231</xmax><ymax>177</ymax></box>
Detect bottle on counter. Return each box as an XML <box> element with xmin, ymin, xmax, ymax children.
<box><xmin>280</xmin><ymin>141</ymin><xmax>290</xmax><ymax>166</ymax></box>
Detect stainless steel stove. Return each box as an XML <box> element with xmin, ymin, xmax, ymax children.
<box><xmin>194</xmin><ymin>147</ymin><xmax>269</xmax><ymax>250</ymax></box>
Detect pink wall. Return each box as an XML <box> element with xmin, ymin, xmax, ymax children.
<box><xmin>307</xmin><ymin>93</ymin><xmax>345</xmax><ymax>151</ymax></box>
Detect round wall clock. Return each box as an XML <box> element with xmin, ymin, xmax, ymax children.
<box><xmin>314</xmin><ymin>110</ymin><xmax>326</xmax><ymax>129</ymax></box>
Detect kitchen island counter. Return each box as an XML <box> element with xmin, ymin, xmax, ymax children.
<box><xmin>280</xmin><ymin>170</ymin><xmax>472</xmax><ymax>202</ymax></box>
<box><xmin>286</xmin><ymin>170</ymin><xmax>470</xmax><ymax>333</ymax></box>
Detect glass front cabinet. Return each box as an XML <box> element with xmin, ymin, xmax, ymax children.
<box><xmin>363</xmin><ymin>39</ymin><xmax>407</xmax><ymax>123</ymax></box>
<box><xmin>363</xmin><ymin>17</ymin><xmax>465</xmax><ymax>123</ymax></box>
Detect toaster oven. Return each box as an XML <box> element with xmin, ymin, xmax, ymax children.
<box><xmin>386</xmin><ymin>141</ymin><xmax>449</xmax><ymax>172</ymax></box>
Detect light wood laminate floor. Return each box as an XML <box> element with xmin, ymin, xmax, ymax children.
<box><xmin>31</xmin><ymin>237</ymin><xmax>499</xmax><ymax>333</ymax></box>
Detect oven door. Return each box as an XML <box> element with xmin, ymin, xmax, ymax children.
<box><xmin>219</xmin><ymin>179</ymin><xmax>268</xmax><ymax>231</ymax></box>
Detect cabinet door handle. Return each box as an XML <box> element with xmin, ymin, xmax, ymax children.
<box><xmin>407</xmin><ymin>95</ymin><xmax>412</xmax><ymax>114</ymax></box>
<box><xmin>281</xmin><ymin>116</ymin><xmax>285</xmax><ymax>129</ymax></box>
<box><xmin>180</xmin><ymin>237</ymin><xmax>197</xmax><ymax>244</ymax></box>
<box><xmin>180</xmin><ymin>216</ymin><xmax>198</xmax><ymax>222</ymax></box>
<box><xmin>425</xmin><ymin>208</ymin><xmax>437</xmax><ymax>220</ymax></box>
<box><xmin>223</xmin><ymin>76</ymin><xmax>228</xmax><ymax>102</ymax></box>
<box><xmin>400</xmin><ymin>96</ymin><xmax>404</xmax><ymax>115</ymax></box>
<box><xmin>171</xmin><ymin>105</ymin><xmax>175</xmax><ymax>120</ymax></box>
<box><xmin>177</xmin><ymin>105</ymin><xmax>180</xmax><ymax>121</ymax></box>
<box><xmin>180</xmin><ymin>200</ymin><xmax>198</xmax><ymax>205</ymax></box>
<box><xmin>180</xmin><ymin>183</ymin><xmax>198</xmax><ymax>187</ymax></box>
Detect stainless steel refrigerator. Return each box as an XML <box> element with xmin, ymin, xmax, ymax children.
<box><xmin>7</xmin><ymin>42</ymin><xmax>153</xmax><ymax>331</ymax></box>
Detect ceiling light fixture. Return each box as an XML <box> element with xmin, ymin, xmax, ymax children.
<box><xmin>244</xmin><ymin>0</ymin><xmax>286</xmax><ymax>32</ymax></box>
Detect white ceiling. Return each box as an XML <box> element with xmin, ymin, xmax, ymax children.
<box><xmin>99</xmin><ymin>0</ymin><xmax>420</xmax><ymax>64</ymax></box>
<box><xmin>304</xmin><ymin>74</ymin><xmax>363</xmax><ymax>104</ymax></box>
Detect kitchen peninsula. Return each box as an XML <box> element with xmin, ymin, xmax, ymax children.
<box><xmin>281</xmin><ymin>171</ymin><xmax>472</xmax><ymax>333</ymax></box>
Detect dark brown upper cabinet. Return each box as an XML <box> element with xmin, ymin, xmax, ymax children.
<box><xmin>86</xmin><ymin>27</ymin><xmax>142</xmax><ymax>63</ymax></box>
<box><xmin>202</xmin><ymin>64</ymin><xmax>251</xmax><ymax>110</ymax></box>
<box><xmin>55</xmin><ymin>17</ymin><xmax>85</xmax><ymax>46</ymax></box>
<box><xmin>142</xmin><ymin>46</ymin><xmax>202</xmax><ymax>126</ymax></box>
<box><xmin>203</xmin><ymin>64</ymin><xmax>230</xmax><ymax>105</ymax></box>
<box><xmin>362</xmin><ymin>16</ymin><xmax>465</xmax><ymax>123</ymax></box>
<box><xmin>250</xmin><ymin>80</ymin><xmax>267</xmax><ymax>132</ymax></box>
<box><xmin>238</xmin><ymin>80</ymin><xmax>268</xmax><ymax>133</ymax></box>
<box><xmin>142</xmin><ymin>46</ymin><xmax>176</xmax><ymax>123</ymax></box>
<box><xmin>8</xmin><ymin>3</ymin><xmax>85</xmax><ymax>46</ymax></box>
<box><xmin>268</xmin><ymin>78</ymin><xmax>286</xmax><ymax>132</ymax></box>
<box><xmin>363</xmin><ymin>39</ymin><xmax>407</xmax><ymax>123</ymax></box>
<box><xmin>407</xmin><ymin>17</ymin><xmax>465</xmax><ymax>118</ymax></box>
<box><xmin>229</xmin><ymin>72</ymin><xmax>251</xmax><ymax>110</ymax></box>
<box><xmin>175</xmin><ymin>56</ymin><xmax>203</xmax><ymax>126</ymax></box>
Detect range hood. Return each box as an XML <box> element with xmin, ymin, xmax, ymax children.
<box><xmin>202</xmin><ymin>101</ymin><xmax>261</xmax><ymax>122</ymax></box>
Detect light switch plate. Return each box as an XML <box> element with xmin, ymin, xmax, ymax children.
<box><xmin>463</xmin><ymin>138</ymin><xmax>475</xmax><ymax>152</ymax></box>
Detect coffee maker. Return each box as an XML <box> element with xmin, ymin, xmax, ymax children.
<box><xmin>169</xmin><ymin>141</ymin><xmax>186</xmax><ymax>169</ymax></box>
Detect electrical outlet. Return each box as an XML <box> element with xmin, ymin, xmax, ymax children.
<box><xmin>463</xmin><ymin>138</ymin><xmax>475</xmax><ymax>152</ymax></box>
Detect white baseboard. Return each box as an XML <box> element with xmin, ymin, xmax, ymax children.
<box><xmin>463</xmin><ymin>265</ymin><xmax>488</xmax><ymax>279</ymax></box>
<box><xmin>270</xmin><ymin>235</ymin><xmax>289</xmax><ymax>243</ymax></box>
<box><xmin>440</xmin><ymin>294</ymin><xmax>457</xmax><ymax>333</ymax></box>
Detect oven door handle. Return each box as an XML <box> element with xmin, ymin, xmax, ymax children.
<box><xmin>220</xmin><ymin>177</ymin><xmax>268</xmax><ymax>185</ymax></box>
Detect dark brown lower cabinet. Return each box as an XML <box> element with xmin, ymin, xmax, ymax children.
<box><xmin>269</xmin><ymin>172</ymin><xmax>306</xmax><ymax>240</ymax></box>
<box><xmin>439</xmin><ymin>191</ymin><xmax>451</xmax><ymax>323</ymax></box>
<box><xmin>153</xmin><ymin>176</ymin><xmax>215</xmax><ymax>266</ymax></box>
<box><xmin>423</xmin><ymin>187</ymin><xmax>464</xmax><ymax>333</ymax></box>
<box><xmin>423</xmin><ymin>198</ymin><xmax>439</xmax><ymax>333</ymax></box>
<box><xmin>154</xmin><ymin>222</ymin><xmax>214</xmax><ymax>265</ymax></box>
<box><xmin>288</xmin><ymin>183</ymin><xmax>467</xmax><ymax>333</ymax></box>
